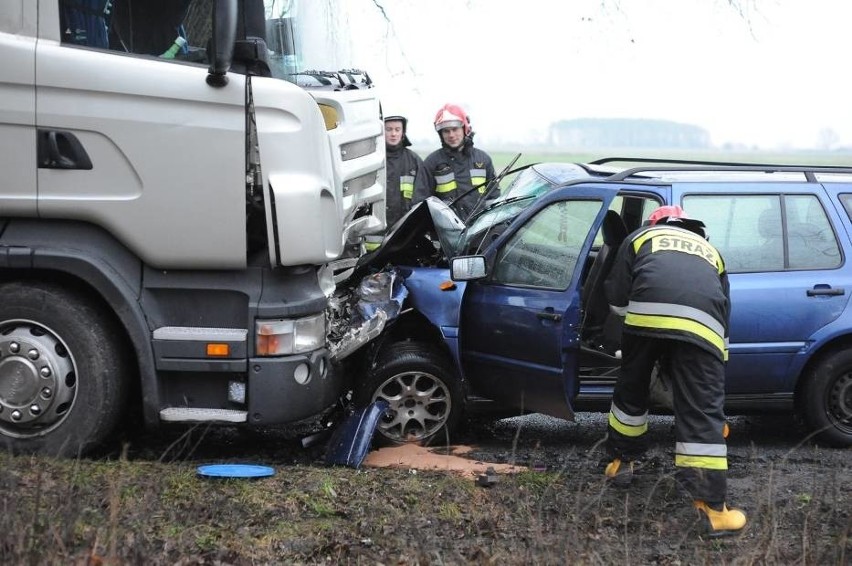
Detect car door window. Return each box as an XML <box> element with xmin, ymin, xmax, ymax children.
<box><xmin>683</xmin><ymin>194</ymin><xmax>841</xmax><ymax>272</ymax></box>
<box><xmin>492</xmin><ymin>199</ymin><xmax>602</xmax><ymax>289</ymax></box>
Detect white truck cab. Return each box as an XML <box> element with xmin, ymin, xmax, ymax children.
<box><xmin>0</xmin><ymin>0</ymin><xmax>385</xmax><ymax>456</ymax></box>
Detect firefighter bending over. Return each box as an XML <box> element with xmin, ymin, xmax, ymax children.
<box><xmin>603</xmin><ymin>205</ymin><xmax>747</xmax><ymax>537</ymax></box>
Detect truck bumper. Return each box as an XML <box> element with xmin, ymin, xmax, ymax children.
<box><xmin>247</xmin><ymin>348</ymin><xmax>345</xmax><ymax>424</ymax></box>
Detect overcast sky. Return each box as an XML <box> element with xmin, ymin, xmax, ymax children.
<box><xmin>311</xmin><ymin>0</ymin><xmax>851</xmax><ymax>151</ymax></box>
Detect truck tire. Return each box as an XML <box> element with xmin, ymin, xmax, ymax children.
<box><xmin>801</xmin><ymin>349</ymin><xmax>852</xmax><ymax>447</ymax></box>
<box><xmin>355</xmin><ymin>342</ymin><xmax>464</xmax><ymax>446</ymax></box>
<box><xmin>0</xmin><ymin>282</ymin><xmax>129</xmax><ymax>457</ymax></box>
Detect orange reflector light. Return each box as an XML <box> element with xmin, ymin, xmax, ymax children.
<box><xmin>206</xmin><ymin>343</ymin><xmax>230</xmax><ymax>357</ymax></box>
<box><xmin>439</xmin><ymin>280</ymin><xmax>456</xmax><ymax>291</ymax></box>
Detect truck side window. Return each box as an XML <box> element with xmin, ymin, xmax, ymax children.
<box><xmin>60</xmin><ymin>0</ymin><xmax>113</xmax><ymax>48</ymax></box>
<box><xmin>492</xmin><ymin>200</ymin><xmax>602</xmax><ymax>289</ymax></box>
<box><xmin>58</xmin><ymin>0</ymin><xmax>204</xmax><ymax>61</ymax></box>
<box><xmin>684</xmin><ymin>194</ymin><xmax>841</xmax><ymax>272</ymax></box>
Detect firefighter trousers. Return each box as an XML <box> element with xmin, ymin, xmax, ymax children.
<box><xmin>606</xmin><ymin>332</ymin><xmax>728</xmax><ymax>504</ymax></box>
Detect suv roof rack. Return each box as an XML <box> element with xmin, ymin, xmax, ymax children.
<box><xmin>589</xmin><ymin>157</ymin><xmax>852</xmax><ymax>183</ymax></box>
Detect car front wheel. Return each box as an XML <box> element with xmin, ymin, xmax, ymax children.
<box><xmin>801</xmin><ymin>349</ymin><xmax>852</xmax><ymax>447</ymax></box>
<box><xmin>356</xmin><ymin>342</ymin><xmax>463</xmax><ymax>446</ymax></box>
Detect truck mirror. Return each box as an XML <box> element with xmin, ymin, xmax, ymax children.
<box><xmin>451</xmin><ymin>256</ymin><xmax>487</xmax><ymax>281</ymax></box>
<box><xmin>207</xmin><ymin>0</ymin><xmax>238</xmax><ymax>87</ymax></box>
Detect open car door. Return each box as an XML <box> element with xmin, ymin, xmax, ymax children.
<box><xmin>459</xmin><ymin>187</ymin><xmax>616</xmax><ymax>420</ymax></box>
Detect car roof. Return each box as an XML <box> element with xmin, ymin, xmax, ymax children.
<box><xmin>586</xmin><ymin>157</ymin><xmax>852</xmax><ymax>184</ymax></box>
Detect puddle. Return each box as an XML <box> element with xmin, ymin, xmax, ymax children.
<box><xmin>362</xmin><ymin>444</ymin><xmax>524</xmax><ymax>476</ymax></box>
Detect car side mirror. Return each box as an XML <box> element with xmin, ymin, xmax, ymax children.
<box><xmin>451</xmin><ymin>255</ymin><xmax>487</xmax><ymax>281</ymax></box>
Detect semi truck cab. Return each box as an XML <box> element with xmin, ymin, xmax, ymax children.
<box><xmin>0</xmin><ymin>0</ymin><xmax>385</xmax><ymax>456</ymax></box>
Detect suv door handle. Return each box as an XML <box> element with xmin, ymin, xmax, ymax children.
<box><xmin>536</xmin><ymin>309</ymin><xmax>562</xmax><ymax>322</ymax></box>
<box><xmin>807</xmin><ymin>286</ymin><xmax>845</xmax><ymax>297</ymax></box>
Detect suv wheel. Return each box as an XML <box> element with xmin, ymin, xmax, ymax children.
<box><xmin>356</xmin><ymin>342</ymin><xmax>463</xmax><ymax>446</ymax></box>
<box><xmin>802</xmin><ymin>349</ymin><xmax>852</xmax><ymax>447</ymax></box>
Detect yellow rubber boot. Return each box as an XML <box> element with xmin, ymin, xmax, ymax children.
<box><xmin>694</xmin><ymin>500</ymin><xmax>747</xmax><ymax>537</ymax></box>
<box><xmin>604</xmin><ymin>458</ymin><xmax>634</xmax><ymax>487</ymax></box>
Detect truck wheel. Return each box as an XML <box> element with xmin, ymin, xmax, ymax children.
<box><xmin>801</xmin><ymin>349</ymin><xmax>852</xmax><ymax>447</ymax></box>
<box><xmin>356</xmin><ymin>342</ymin><xmax>463</xmax><ymax>446</ymax></box>
<box><xmin>0</xmin><ymin>282</ymin><xmax>129</xmax><ymax>457</ymax></box>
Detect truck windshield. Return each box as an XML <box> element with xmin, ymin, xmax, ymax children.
<box><xmin>264</xmin><ymin>0</ymin><xmax>352</xmax><ymax>84</ymax></box>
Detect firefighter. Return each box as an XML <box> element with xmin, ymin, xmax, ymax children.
<box><xmin>365</xmin><ymin>114</ymin><xmax>424</xmax><ymax>252</ymax></box>
<box><xmin>412</xmin><ymin>103</ymin><xmax>498</xmax><ymax>221</ymax></box>
<box><xmin>603</xmin><ymin>205</ymin><xmax>747</xmax><ymax>537</ymax></box>
<box><xmin>383</xmin><ymin>115</ymin><xmax>423</xmax><ymax>228</ymax></box>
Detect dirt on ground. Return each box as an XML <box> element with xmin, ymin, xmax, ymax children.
<box><xmin>1</xmin><ymin>412</ymin><xmax>849</xmax><ymax>565</ymax></box>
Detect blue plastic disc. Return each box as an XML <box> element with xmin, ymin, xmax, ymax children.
<box><xmin>196</xmin><ymin>464</ymin><xmax>275</xmax><ymax>479</ymax></box>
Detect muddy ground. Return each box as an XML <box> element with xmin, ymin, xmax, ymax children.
<box><xmin>1</xmin><ymin>412</ymin><xmax>849</xmax><ymax>564</ymax></box>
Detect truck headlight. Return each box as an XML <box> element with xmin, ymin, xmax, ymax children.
<box><xmin>256</xmin><ymin>314</ymin><xmax>326</xmax><ymax>356</ymax></box>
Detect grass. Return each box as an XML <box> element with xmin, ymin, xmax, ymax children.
<box><xmin>1</xmin><ymin>431</ymin><xmax>848</xmax><ymax>565</ymax></box>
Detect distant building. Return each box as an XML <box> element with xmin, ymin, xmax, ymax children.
<box><xmin>549</xmin><ymin>118</ymin><xmax>711</xmax><ymax>149</ymax></box>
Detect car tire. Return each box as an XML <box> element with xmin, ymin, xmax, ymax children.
<box><xmin>355</xmin><ymin>342</ymin><xmax>464</xmax><ymax>446</ymax></box>
<box><xmin>801</xmin><ymin>349</ymin><xmax>852</xmax><ymax>447</ymax></box>
<box><xmin>0</xmin><ymin>282</ymin><xmax>129</xmax><ymax>457</ymax></box>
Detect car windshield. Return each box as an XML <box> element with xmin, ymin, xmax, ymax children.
<box><xmin>451</xmin><ymin>163</ymin><xmax>591</xmax><ymax>256</ymax></box>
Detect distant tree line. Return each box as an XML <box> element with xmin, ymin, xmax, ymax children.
<box><xmin>549</xmin><ymin>118</ymin><xmax>711</xmax><ymax>149</ymax></box>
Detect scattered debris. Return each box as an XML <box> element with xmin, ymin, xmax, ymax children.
<box><xmin>362</xmin><ymin>444</ymin><xmax>523</xmax><ymax>476</ymax></box>
<box><xmin>476</xmin><ymin>466</ymin><xmax>499</xmax><ymax>488</ymax></box>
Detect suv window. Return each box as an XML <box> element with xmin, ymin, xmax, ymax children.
<box><xmin>493</xmin><ymin>200</ymin><xmax>602</xmax><ymax>289</ymax></box>
<box><xmin>683</xmin><ymin>194</ymin><xmax>841</xmax><ymax>272</ymax></box>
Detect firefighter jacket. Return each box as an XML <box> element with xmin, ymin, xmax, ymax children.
<box><xmin>604</xmin><ymin>223</ymin><xmax>731</xmax><ymax>361</ymax></box>
<box><xmin>412</xmin><ymin>144</ymin><xmax>498</xmax><ymax>220</ymax></box>
<box><xmin>385</xmin><ymin>143</ymin><xmax>424</xmax><ymax>228</ymax></box>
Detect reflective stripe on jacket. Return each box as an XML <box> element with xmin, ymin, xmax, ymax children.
<box><xmin>604</xmin><ymin>224</ymin><xmax>731</xmax><ymax>360</ymax></box>
<box><xmin>413</xmin><ymin>145</ymin><xmax>498</xmax><ymax>220</ymax></box>
<box><xmin>385</xmin><ymin>145</ymin><xmax>424</xmax><ymax>227</ymax></box>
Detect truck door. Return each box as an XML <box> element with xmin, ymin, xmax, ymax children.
<box><xmin>0</xmin><ymin>2</ymin><xmax>37</xmax><ymax>216</ymax></box>
<box><xmin>34</xmin><ymin>1</ymin><xmax>247</xmax><ymax>269</ymax></box>
<box><xmin>460</xmin><ymin>187</ymin><xmax>615</xmax><ymax>420</ymax></box>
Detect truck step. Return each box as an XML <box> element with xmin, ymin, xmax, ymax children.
<box><xmin>159</xmin><ymin>408</ymin><xmax>247</xmax><ymax>423</ymax></box>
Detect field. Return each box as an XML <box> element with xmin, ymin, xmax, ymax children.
<box><xmin>1</xmin><ymin>413</ymin><xmax>849</xmax><ymax>565</ymax></box>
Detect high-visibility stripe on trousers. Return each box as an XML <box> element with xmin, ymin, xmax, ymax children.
<box><xmin>606</xmin><ymin>332</ymin><xmax>729</xmax><ymax>503</ymax></box>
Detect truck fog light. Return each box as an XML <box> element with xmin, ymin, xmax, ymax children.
<box><xmin>256</xmin><ymin>313</ymin><xmax>326</xmax><ymax>356</ymax></box>
<box><xmin>294</xmin><ymin>363</ymin><xmax>310</xmax><ymax>385</ymax></box>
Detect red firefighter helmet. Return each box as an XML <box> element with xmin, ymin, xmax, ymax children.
<box><xmin>434</xmin><ymin>103</ymin><xmax>471</xmax><ymax>136</ymax></box>
<box><xmin>648</xmin><ymin>205</ymin><xmax>688</xmax><ymax>225</ymax></box>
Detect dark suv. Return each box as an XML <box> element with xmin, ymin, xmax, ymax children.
<box><xmin>333</xmin><ymin>158</ymin><xmax>852</xmax><ymax>448</ymax></box>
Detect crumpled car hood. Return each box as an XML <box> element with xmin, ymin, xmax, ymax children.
<box><xmin>351</xmin><ymin>197</ymin><xmax>465</xmax><ymax>279</ymax></box>
<box><xmin>328</xmin><ymin>198</ymin><xmax>465</xmax><ymax>361</ymax></box>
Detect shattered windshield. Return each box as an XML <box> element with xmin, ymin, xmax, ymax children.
<box><xmin>452</xmin><ymin>163</ymin><xmax>591</xmax><ymax>256</ymax></box>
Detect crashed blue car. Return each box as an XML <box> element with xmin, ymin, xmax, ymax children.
<box><xmin>329</xmin><ymin>159</ymin><xmax>852</xmax><ymax>448</ymax></box>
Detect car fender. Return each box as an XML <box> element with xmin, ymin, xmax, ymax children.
<box><xmin>399</xmin><ymin>266</ymin><xmax>468</xmax><ymax>373</ymax></box>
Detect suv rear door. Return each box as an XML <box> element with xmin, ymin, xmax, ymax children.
<box><xmin>676</xmin><ymin>183</ymin><xmax>850</xmax><ymax>399</ymax></box>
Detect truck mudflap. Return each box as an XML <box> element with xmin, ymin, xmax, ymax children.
<box><xmin>324</xmin><ymin>400</ymin><xmax>389</xmax><ymax>468</ymax></box>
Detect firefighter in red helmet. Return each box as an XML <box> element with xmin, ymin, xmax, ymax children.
<box><xmin>412</xmin><ymin>103</ymin><xmax>498</xmax><ymax>220</ymax></box>
<box><xmin>603</xmin><ymin>205</ymin><xmax>747</xmax><ymax>537</ymax></box>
